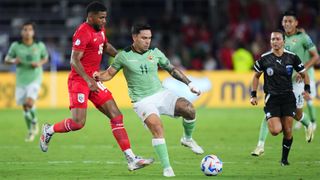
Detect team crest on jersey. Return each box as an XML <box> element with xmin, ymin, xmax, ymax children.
<box><xmin>147</xmin><ymin>55</ymin><xmax>153</xmax><ymax>60</ymax></box>
<box><xmin>286</xmin><ymin>65</ymin><xmax>293</xmax><ymax>75</ymax></box>
<box><xmin>266</xmin><ymin>67</ymin><xmax>274</xmax><ymax>76</ymax></box>
<box><xmin>75</xmin><ymin>39</ymin><xmax>81</xmax><ymax>46</ymax></box>
<box><xmin>77</xmin><ymin>93</ymin><xmax>85</xmax><ymax>103</ymax></box>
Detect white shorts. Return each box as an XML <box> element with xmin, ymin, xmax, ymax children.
<box><xmin>15</xmin><ymin>82</ymin><xmax>41</xmax><ymax>105</ymax></box>
<box><xmin>293</xmin><ymin>80</ymin><xmax>316</xmax><ymax>108</ymax></box>
<box><xmin>133</xmin><ymin>89</ymin><xmax>180</xmax><ymax>122</ymax></box>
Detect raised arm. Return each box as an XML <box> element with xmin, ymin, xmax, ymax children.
<box><xmin>70</xmin><ymin>50</ymin><xmax>98</xmax><ymax>91</ymax></box>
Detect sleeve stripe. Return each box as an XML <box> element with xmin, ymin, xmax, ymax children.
<box><xmin>253</xmin><ymin>65</ymin><xmax>262</xmax><ymax>72</ymax></box>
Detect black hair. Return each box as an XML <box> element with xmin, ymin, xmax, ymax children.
<box><xmin>22</xmin><ymin>21</ymin><xmax>35</xmax><ymax>29</ymax></box>
<box><xmin>272</xmin><ymin>29</ymin><xmax>285</xmax><ymax>40</ymax></box>
<box><xmin>283</xmin><ymin>10</ymin><xmax>297</xmax><ymax>19</ymax></box>
<box><xmin>86</xmin><ymin>1</ymin><xmax>107</xmax><ymax>15</ymax></box>
<box><xmin>131</xmin><ymin>23</ymin><xmax>151</xmax><ymax>35</ymax></box>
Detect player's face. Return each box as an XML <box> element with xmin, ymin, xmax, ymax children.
<box><xmin>90</xmin><ymin>11</ymin><xmax>107</xmax><ymax>31</ymax></box>
<box><xmin>282</xmin><ymin>16</ymin><xmax>298</xmax><ymax>34</ymax></box>
<box><xmin>21</xmin><ymin>24</ymin><xmax>34</xmax><ymax>40</ymax></box>
<box><xmin>270</xmin><ymin>32</ymin><xmax>284</xmax><ymax>50</ymax></box>
<box><xmin>133</xmin><ymin>30</ymin><xmax>152</xmax><ymax>52</ymax></box>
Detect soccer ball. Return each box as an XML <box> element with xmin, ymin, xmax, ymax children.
<box><xmin>200</xmin><ymin>155</ymin><xmax>223</xmax><ymax>176</ymax></box>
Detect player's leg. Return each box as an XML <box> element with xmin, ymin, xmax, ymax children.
<box><xmin>280</xmin><ymin>116</ymin><xmax>294</xmax><ymax>166</ymax></box>
<box><xmin>144</xmin><ymin>114</ymin><xmax>175</xmax><ymax>177</ymax></box>
<box><xmin>251</xmin><ymin>117</ymin><xmax>268</xmax><ymax>156</ymax></box>
<box><xmin>40</xmin><ymin>80</ymin><xmax>88</xmax><ymax>152</ymax></box>
<box><xmin>307</xmin><ymin>80</ymin><xmax>317</xmax><ymax>130</ymax></box>
<box><xmin>174</xmin><ymin>97</ymin><xmax>204</xmax><ymax>154</ymax></box>
<box><xmin>295</xmin><ymin>108</ymin><xmax>314</xmax><ymax>142</ymax></box>
<box><xmin>267</xmin><ymin>117</ymin><xmax>282</xmax><ymax>136</ymax></box>
<box><xmin>96</xmin><ymin>98</ymin><xmax>154</xmax><ymax>171</ymax></box>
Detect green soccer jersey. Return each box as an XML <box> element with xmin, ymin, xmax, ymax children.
<box><xmin>7</xmin><ymin>41</ymin><xmax>48</xmax><ymax>87</ymax></box>
<box><xmin>112</xmin><ymin>46</ymin><xmax>172</xmax><ymax>102</ymax></box>
<box><xmin>285</xmin><ymin>31</ymin><xmax>317</xmax><ymax>80</ymax></box>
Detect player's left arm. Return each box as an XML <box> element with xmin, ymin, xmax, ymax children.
<box><xmin>104</xmin><ymin>42</ymin><xmax>118</xmax><ymax>57</ymax></box>
<box><xmin>303</xmin><ymin>34</ymin><xmax>319</xmax><ymax>69</ymax></box>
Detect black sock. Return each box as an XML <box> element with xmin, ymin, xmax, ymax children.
<box><xmin>282</xmin><ymin>137</ymin><xmax>293</xmax><ymax>162</ymax></box>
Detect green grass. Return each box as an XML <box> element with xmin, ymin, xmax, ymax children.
<box><xmin>0</xmin><ymin>107</ymin><xmax>319</xmax><ymax>179</ymax></box>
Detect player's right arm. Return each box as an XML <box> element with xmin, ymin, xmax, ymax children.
<box><xmin>4</xmin><ymin>42</ymin><xmax>20</xmax><ymax>65</ymax></box>
<box><xmin>70</xmin><ymin>50</ymin><xmax>99</xmax><ymax>92</ymax></box>
<box><xmin>251</xmin><ymin>60</ymin><xmax>263</xmax><ymax>105</ymax></box>
<box><xmin>94</xmin><ymin>51</ymin><xmax>124</xmax><ymax>81</ymax></box>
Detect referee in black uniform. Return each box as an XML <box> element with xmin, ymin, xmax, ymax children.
<box><xmin>250</xmin><ymin>30</ymin><xmax>311</xmax><ymax>166</ymax></box>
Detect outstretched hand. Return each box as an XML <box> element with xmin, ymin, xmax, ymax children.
<box><xmin>188</xmin><ymin>82</ymin><xmax>201</xmax><ymax>96</ymax></box>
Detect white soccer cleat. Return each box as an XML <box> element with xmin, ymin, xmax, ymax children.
<box><xmin>127</xmin><ymin>156</ymin><xmax>154</xmax><ymax>171</ymax></box>
<box><xmin>163</xmin><ymin>167</ymin><xmax>175</xmax><ymax>177</ymax></box>
<box><xmin>180</xmin><ymin>137</ymin><xmax>204</xmax><ymax>154</ymax></box>
<box><xmin>40</xmin><ymin>124</ymin><xmax>53</xmax><ymax>152</ymax></box>
<box><xmin>294</xmin><ymin>121</ymin><xmax>302</xmax><ymax>130</ymax></box>
<box><xmin>305</xmin><ymin>124</ymin><xmax>315</xmax><ymax>143</ymax></box>
<box><xmin>25</xmin><ymin>132</ymin><xmax>35</xmax><ymax>142</ymax></box>
<box><xmin>251</xmin><ymin>145</ymin><xmax>264</xmax><ymax>156</ymax></box>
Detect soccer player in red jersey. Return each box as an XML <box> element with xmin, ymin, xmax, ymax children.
<box><xmin>39</xmin><ymin>1</ymin><xmax>153</xmax><ymax>171</ymax></box>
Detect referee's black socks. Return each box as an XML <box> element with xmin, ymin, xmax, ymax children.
<box><xmin>281</xmin><ymin>137</ymin><xmax>293</xmax><ymax>165</ymax></box>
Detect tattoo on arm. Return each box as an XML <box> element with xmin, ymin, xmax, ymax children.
<box><xmin>169</xmin><ymin>67</ymin><xmax>191</xmax><ymax>85</ymax></box>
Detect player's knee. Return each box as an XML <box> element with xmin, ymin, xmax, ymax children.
<box><xmin>269</xmin><ymin>128</ymin><xmax>281</xmax><ymax>136</ymax></box>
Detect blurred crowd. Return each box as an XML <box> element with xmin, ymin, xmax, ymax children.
<box><xmin>0</xmin><ymin>0</ymin><xmax>319</xmax><ymax>71</ymax></box>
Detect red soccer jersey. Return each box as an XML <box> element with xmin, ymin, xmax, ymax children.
<box><xmin>69</xmin><ymin>22</ymin><xmax>107</xmax><ymax>80</ymax></box>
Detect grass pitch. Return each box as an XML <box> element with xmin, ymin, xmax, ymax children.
<box><xmin>0</xmin><ymin>107</ymin><xmax>319</xmax><ymax>179</ymax></box>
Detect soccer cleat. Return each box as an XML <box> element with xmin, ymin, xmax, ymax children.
<box><xmin>180</xmin><ymin>137</ymin><xmax>204</xmax><ymax>154</ymax></box>
<box><xmin>294</xmin><ymin>121</ymin><xmax>302</xmax><ymax>130</ymax></box>
<box><xmin>127</xmin><ymin>156</ymin><xmax>154</xmax><ymax>171</ymax></box>
<box><xmin>40</xmin><ymin>124</ymin><xmax>53</xmax><ymax>152</ymax></box>
<box><xmin>305</xmin><ymin>124</ymin><xmax>314</xmax><ymax>143</ymax></box>
<box><xmin>163</xmin><ymin>167</ymin><xmax>175</xmax><ymax>177</ymax></box>
<box><xmin>25</xmin><ymin>132</ymin><xmax>35</xmax><ymax>142</ymax></box>
<box><xmin>31</xmin><ymin>121</ymin><xmax>39</xmax><ymax>135</ymax></box>
<box><xmin>251</xmin><ymin>145</ymin><xmax>264</xmax><ymax>156</ymax></box>
<box><xmin>280</xmin><ymin>160</ymin><xmax>290</xmax><ymax>166</ymax></box>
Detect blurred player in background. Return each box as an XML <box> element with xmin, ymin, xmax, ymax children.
<box><xmin>251</xmin><ymin>11</ymin><xmax>319</xmax><ymax>156</ymax></box>
<box><xmin>39</xmin><ymin>2</ymin><xmax>153</xmax><ymax>171</ymax></box>
<box><xmin>250</xmin><ymin>30</ymin><xmax>310</xmax><ymax>166</ymax></box>
<box><xmin>95</xmin><ymin>23</ymin><xmax>204</xmax><ymax>177</ymax></box>
<box><xmin>5</xmin><ymin>22</ymin><xmax>48</xmax><ymax>142</ymax></box>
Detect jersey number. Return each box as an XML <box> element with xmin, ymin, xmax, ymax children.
<box><xmin>98</xmin><ymin>43</ymin><xmax>103</xmax><ymax>55</ymax></box>
<box><xmin>140</xmin><ymin>64</ymin><xmax>148</xmax><ymax>74</ymax></box>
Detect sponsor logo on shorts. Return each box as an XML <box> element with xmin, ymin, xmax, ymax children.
<box><xmin>77</xmin><ymin>93</ymin><xmax>85</xmax><ymax>103</ymax></box>
<box><xmin>142</xmin><ymin>112</ymin><xmax>146</xmax><ymax>118</ymax></box>
<box><xmin>266</xmin><ymin>112</ymin><xmax>271</xmax><ymax>119</ymax></box>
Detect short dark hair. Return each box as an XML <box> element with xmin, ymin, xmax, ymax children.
<box><xmin>283</xmin><ymin>10</ymin><xmax>297</xmax><ymax>19</ymax></box>
<box><xmin>22</xmin><ymin>21</ymin><xmax>35</xmax><ymax>29</ymax></box>
<box><xmin>131</xmin><ymin>23</ymin><xmax>151</xmax><ymax>35</ymax></box>
<box><xmin>86</xmin><ymin>1</ymin><xmax>107</xmax><ymax>15</ymax></box>
<box><xmin>272</xmin><ymin>29</ymin><xmax>285</xmax><ymax>40</ymax></box>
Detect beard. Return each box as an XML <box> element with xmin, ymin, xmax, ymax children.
<box><xmin>93</xmin><ymin>24</ymin><xmax>101</xmax><ymax>31</ymax></box>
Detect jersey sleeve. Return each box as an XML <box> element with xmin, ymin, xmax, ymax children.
<box><xmin>111</xmin><ymin>51</ymin><xmax>124</xmax><ymax>71</ymax></box>
<box><xmin>293</xmin><ymin>55</ymin><xmax>305</xmax><ymax>73</ymax></box>
<box><xmin>72</xmin><ymin>28</ymin><xmax>90</xmax><ymax>52</ymax></box>
<box><xmin>155</xmin><ymin>48</ymin><xmax>173</xmax><ymax>71</ymax></box>
<box><xmin>303</xmin><ymin>33</ymin><xmax>316</xmax><ymax>51</ymax></box>
<box><xmin>253</xmin><ymin>59</ymin><xmax>263</xmax><ymax>72</ymax></box>
<box><xmin>39</xmin><ymin>42</ymin><xmax>49</xmax><ymax>59</ymax></box>
<box><xmin>6</xmin><ymin>42</ymin><xmax>18</xmax><ymax>58</ymax></box>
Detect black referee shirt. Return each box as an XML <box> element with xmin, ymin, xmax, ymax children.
<box><xmin>253</xmin><ymin>50</ymin><xmax>305</xmax><ymax>95</ymax></box>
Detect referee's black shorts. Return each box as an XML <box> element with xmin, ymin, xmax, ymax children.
<box><xmin>263</xmin><ymin>92</ymin><xmax>296</xmax><ymax>120</ymax></box>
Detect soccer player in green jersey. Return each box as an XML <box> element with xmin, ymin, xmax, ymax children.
<box><xmin>251</xmin><ymin>11</ymin><xmax>319</xmax><ymax>156</ymax></box>
<box><xmin>5</xmin><ymin>22</ymin><xmax>48</xmax><ymax>142</ymax></box>
<box><xmin>95</xmin><ymin>23</ymin><xmax>204</xmax><ymax>177</ymax></box>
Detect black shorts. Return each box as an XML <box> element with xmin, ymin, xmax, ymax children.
<box><xmin>264</xmin><ymin>92</ymin><xmax>296</xmax><ymax>120</ymax></box>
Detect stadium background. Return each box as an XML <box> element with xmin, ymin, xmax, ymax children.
<box><xmin>0</xmin><ymin>1</ymin><xmax>320</xmax><ymax>179</ymax></box>
<box><xmin>0</xmin><ymin>0</ymin><xmax>319</xmax><ymax>109</ymax></box>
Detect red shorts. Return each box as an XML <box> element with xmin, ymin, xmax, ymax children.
<box><xmin>68</xmin><ymin>78</ymin><xmax>113</xmax><ymax>109</ymax></box>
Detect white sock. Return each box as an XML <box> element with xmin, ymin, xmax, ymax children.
<box><xmin>257</xmin><ymin>141</ymin><xmax>265</xmax><ymax>147</ymax></box>
<box><xmin>124</xmin><ymin>149</ymin><xmax>135</xmax><ymax>162</ymax></box>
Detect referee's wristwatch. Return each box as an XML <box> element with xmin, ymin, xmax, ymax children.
<box><xmin>250</xmin><ymin>91</ymin><xmax>257</xmax><ymax>98</ymax></box>
<box><xmin>304</xmin><ymin>84</ymin><xmax>311</xmax><ymax>94</ymax></box>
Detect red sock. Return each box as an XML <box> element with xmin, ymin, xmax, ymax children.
<box><xmin>53</xmin><ymin>118</ymin><xmax>84</xmax><ymax>133</ymax></box>
<box><xmin>110</xmin><ymin>115</ymin><xmax>131</xmax><ymax>151</ymax></box>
